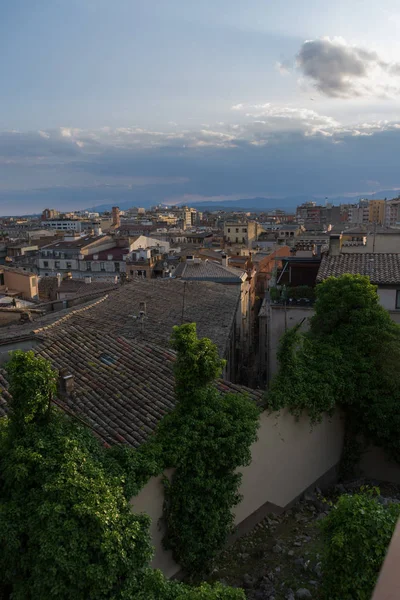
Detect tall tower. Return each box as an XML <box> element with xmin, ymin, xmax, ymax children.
<box><xmin>112</xmin><ymin>206</ymin><xmax>121</xmax><ymax>228</ymax></box>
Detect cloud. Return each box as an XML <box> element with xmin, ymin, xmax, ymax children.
<box><xmin>296</xmin><ymin>37</ymin><xmax>400</xmax><ymax>98</ymax></box>
<box><xmin>3</xmin><ymin>108</ymin><xmax>400</xmax><ymax>213</ymax></box>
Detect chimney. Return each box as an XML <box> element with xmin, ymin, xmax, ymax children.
<box><xmin>139</xmin><ymin>301</ymin><xmax>147</xmax><ymax>316</ymax></box>
<box><xmin>222</xmin><ymin>253</ymin><xmax>229</xmax><ymax>267</ymax></box>
<box><xmin>56</xmin><ymin>272</ymin><xmax>62</xmax><ymax>288</ymax></box>
<box><xmin>84</xmin><ymin>276</ymin><xmax>92</xmax><ymax>284</ymax></box>
<box><xmin>59</xmin><ymin>369</ymin><xmax>74</xmax><ymax>396</ymax></box>
<box><xmin>329</xmin><ymin>234</ymin><xmax>342</xmax><ymax>256</ymax></box>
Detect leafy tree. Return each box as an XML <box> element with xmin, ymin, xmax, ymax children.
<box><xmin>158</xmin><ymin>324</ymin><xmax>260</xmax><ymax>576</ymax></box>
<box><xmin>0</xmin><ymin>352</ymin><xmax>153</xmax><ymax>600</ymax></box>
<box><xmin>320</xmin><ymin>490</ymin><xmax>400</xmax><ymax>600</ymax></box>
<box><xmin>0</xmin><ymin>350</ymin><xmax>245</xmax><ymax>600</ymax></box>
<box><xmin>267</xmin><ymin>275</ymin><xmax>400</xmax><ymax>460</ymax></box>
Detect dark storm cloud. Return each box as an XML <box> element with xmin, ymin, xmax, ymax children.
<box><xmin>2</xmin><ymin>118</ymin><xmax>400</xmax><ymax>213</ymax></box>
<box><xmin>297</xmin><ymin>38</ymin><xmax>400</xmax><ymax>98</ymax></box>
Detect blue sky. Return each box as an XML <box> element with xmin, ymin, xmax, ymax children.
<box><xmin>2</xmin><ymin>0</ymin><xmax>400</xmax><ymax>213</ymax></box>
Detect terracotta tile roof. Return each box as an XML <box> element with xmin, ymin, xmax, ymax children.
<box><xmin>0</xmin><ymin>326</ymin><xmax>263</xmax><ymax>444</ymax></box>
<box><xmin>317</xmin><ymin>253</ymin><xmax>400</xmax><ymax>285</ymax></box>
<box><xmin>174</xmin><ymin>260</ymin><xmax>245</xmax><ymax>283</ymax></box>
<box><xmin>58</xmin><ymin>280</ymin><xmax>118</xmax><ymax>295</ymax></box>
<box><xmin>65</xmin><ymin>279</ymin><xmax>240</xmax><ymax>357</ymax></box>
<box><xmin>83</xmin><ymin>247</ymin><xmax>129</xmax><ymax>261</ymax></box>
<box><xmin>0</xmin><ymin>279</ymin><xmax>256</xmax><ymax>444</ymax></box>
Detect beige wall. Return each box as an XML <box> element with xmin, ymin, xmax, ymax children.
<box><xmin>2</xmin><ymin>270</ymin><xmax>38</xmax><ymax>300</ymax></box>
<box><xmin>131</xmin><ymin>410</ymin><xmax>344</xmax><ymax>578</ymax></box>
<box><xmin>341</xmin><ymin>233</ymin><xmax>400</xmax><ymax>253</ymax></box>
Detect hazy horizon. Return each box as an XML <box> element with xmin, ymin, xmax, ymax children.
<box><xmin>3</xmin><ymin>1</ymin><xmax>400</xmax><ymax>214</ymax></box>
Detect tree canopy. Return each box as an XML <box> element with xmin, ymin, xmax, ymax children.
<box><xmin>267</xmin><ymin>274</ymin><xmax>400</xmax><ymax>461</ymax></box>
<box><xmin>0</xmin><ymin>343</ymin><xmax>248</xmax><ymax>599</ymax></box>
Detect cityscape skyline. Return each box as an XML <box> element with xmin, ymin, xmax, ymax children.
<box><xmin>3</xmin><ymin>1</ymin><xmax>400</xmax><ymax>214</ymax></box>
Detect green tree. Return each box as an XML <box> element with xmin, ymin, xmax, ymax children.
<box><xmin>320</xmin><ymin>490</ymin><xmax>400</xmax><ymax>600</ymax></box>
<box><xmin>0</xmin><ymin>352</ymin><xmax>153</xmax><ymax>600</ymax></box>
<box><xmin>158</xmin><ymin>324</ymin><xmax>260</xmax><ymax>576</ymax></box>
<box><xmin>267</xmin><ymin>275</ymin><xmax>400</xmax><ymax>460</ymax></box>
<box><xmin>0</xmin><ymin>351</ymin><xmax>245</xmax><ymax>600</ymax></box>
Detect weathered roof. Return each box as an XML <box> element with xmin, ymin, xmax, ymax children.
<box><xmin>84</xmin><ymin>247</ymin><xmax>129</xmax><ymax>261</ymax></box>
<box><xmin>65</xmin><ymin>279</ymin><xmax>240</xmax><ymax>357</ymax></box>
<box><xmin>42</xmin><ymin>235</ymin><xmax>107</xmax><ymax>249</ymax></box>
<box><xmin>317</xmin><ymin>253</ymin><xmax>400</xmax><ymax>285</ymax></box>
<box><xmin>57</xmin><ymin>279</ymin><xmax>118</xmax><ymax>295</ymax></box>
<box><xmin>174</xmin><ymin>260</ymin><xmax>245</xmax><ymax>283</ymax></box>
<box><xmin>0</xmin><ymin>322</ymin><xmax>262</xmax><ymax>445</ymax></box>
<box><xmin>0</xmin><ymin>279</ymin><xmax>250</xmax><ymax>444</ymax></box>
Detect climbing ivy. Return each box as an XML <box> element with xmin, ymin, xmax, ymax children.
<box><xmin>0</xmin><ymin>343</ymin><xmax>252</xmax><ymax>598</ymax></box>
<box><xmin>320</xmin><ymin>489</ymin><xmax>400</xmax><ymax>600</ymax></box>
<box><xmin>267</xmin><ymin>274</ymin><xmax>400</xmax><ymax>461</ymax></box>
<box><xmin>155</xmin><ymin>324</ymin><xmax>260</xmax><ymax>576</ymax></box>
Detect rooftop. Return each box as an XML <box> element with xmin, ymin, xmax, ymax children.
<box><xmin>0</xmin><ymin>282</ymin><xmax>260</xmax><ymax>445</ymax></box>
<box><xmin>42</xmin><ymin>235</ymin><xmax>107</xmax><ymax>250</ymax></box>
<box><xmin>317</xmin><ymin>253</ymin><xmax>400</xmax><ymax>285</ymax></box>
<box><xmin>84</xmin><ymin>247</ymin><xmax>129</xmax><ymax>261</ymax></box>
<box><xmin>174</xmin><ymin>260</ymin><xmax>246</xmax><ymax>283</ymax></box>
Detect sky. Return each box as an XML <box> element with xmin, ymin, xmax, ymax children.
<box><xmin>2</xmin><ymin>0</ymin><xmax>400</xmax><ymax>213</ymax></box>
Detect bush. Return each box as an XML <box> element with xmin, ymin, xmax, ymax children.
<box><xmin>320</xmin><ymin>491</ymin><xmax>400</xmax><ymax>600</ymax></box>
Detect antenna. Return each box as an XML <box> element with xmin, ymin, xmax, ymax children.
<box><xmin>181</xmin><ymin>281</ymin><xmax>187</xmax><ymax>324</ymax></box>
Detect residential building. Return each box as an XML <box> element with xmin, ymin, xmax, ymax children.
<box><xmin>38</xmin><ymin>235</ymin><xmax>116</xmax><ymax>277</ymax></box>
<box><xmin>337</xmin><ymin>227</ymin><xmax>400</xmax><ymax>254</ymax></box>
<box><xmin>224</xmin><ymin>220</ymin><xmax>261</xmax><ymax>247</ymax></box>
<box><xmin>347</xmin><ymin>200</ymin><xmax>370</xmax><ymax>225</ymax></box>
<box><xmin>385</xmin><ymin>199</ymin><xmax>400</xmax><ymax>227</ymax></box>
<box><xmin>126</xmin><ymin>248</ymin><xmax>164</xmax><ymax>279</ymax></box>
<box><xmin>368</xmin><ymin>199</ymin><xmax>386</xmax><ymax>225</ymax></box>
<box><xmin>80</xmin><ymin>247</ymin><xmax>129</xmax><ymax>277</ymax></box>
<box><xmin>317</xmin><ymin>252</ymin><xmax>400</xmax><ymax>322</ymax></box>
<box><xmin>296</xmin><ymin>202</ymin><xmax>326</xmax><ymax>225</ymax></box>
<box><xmin>0</xmin><ymin>266</ymin><xmax>39</xmax><ymax>300</ymax></box>
<box><xmin>43</xmin><ymin>219</ymin><xmax>83</xmax><ymax>232</ymax></box>
<box><xmin>174</xmin><ymin>256</ymin><xmax>255</xmax><ymax>382</ymax></box>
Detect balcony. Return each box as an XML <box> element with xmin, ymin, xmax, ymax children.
<box><xmin>269</xmin><ymin>285</ymin><xmax>315</xmax><ymax>307</ymax></box>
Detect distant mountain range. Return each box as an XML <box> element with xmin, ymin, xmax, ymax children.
<box><xmin>87</xmin><ymin>190</ymin><xmax>400</xmax><ymax>214</ymax></box>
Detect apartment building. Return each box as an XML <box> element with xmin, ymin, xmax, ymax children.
<box><xmin>368</xmin><ymin>200</ymin><xmax>386</xmax><ymax>225</ymax></box>
<box><xmin>38</xmin><ymin>235</ymin><xmax>116</xmax><ymax>277</ymax></box>
<box><xmin>385</xmin><ymin>199</ymin><xmax>400</xmax><ymax>227</ymax></box>
<box><xmin>43</xmin><ymin>219</ymin><xmax>83</xmax><ymax>232</ymax></box>
<box><xmin>224</xmin><ymin>220</ymin><xmax>260</xmax><ymax>247</ymax></box>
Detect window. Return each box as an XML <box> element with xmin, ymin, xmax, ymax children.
<box><xmin>55</xmin><ymin>261</ymin><xmax>60</xmax><ymax>268</ymax></box>
<box><xmin>227</xmin><ymin>228</ymin><xmax>231</xmax><ymax>233</ymax></box>
<box><xmin>100</xmin><ymin>262</ymin><xmax>105</xmax><ymax>271</ymax></box>
<box><xmin>236</xmin><ymin>237</ymin><xmax>239</xmax><ymax>243</ymax></box>
<box><xmin>66</xmin><ymin>262</ymin><xmax>72</xmax><ymax>269</ymax></box>
<box><xmin>114</xmin><ymin>262</ymin><xmax>120</xmax><ymax>272</ymax></box>
<box><xmin>43</xmin><ymin>261</ymin><xmax>49</xmax><ymax>268</ymax></box>
<box><xmin>236</xmin><ymin>228</ymin><xmax>239</xmax><ymax>233</ymax></box>
<box><xmin>396</xmin><ymin>290</ymin><xmax>400</xmax><ymax>309</ymax></box>
<box><xmin>0</xmin><ymin>274</ymin><xmax>4</xmax><ymax>286</ymax></box>
<box><xmin>243</xmin><ymin>228</ymin><xmax>247</xmax><ymax>233</ymax></box>
<box><xmin>86</xmin><ymin>262</ymin><xmax>91</xmax><ymax>271</ymax></box>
